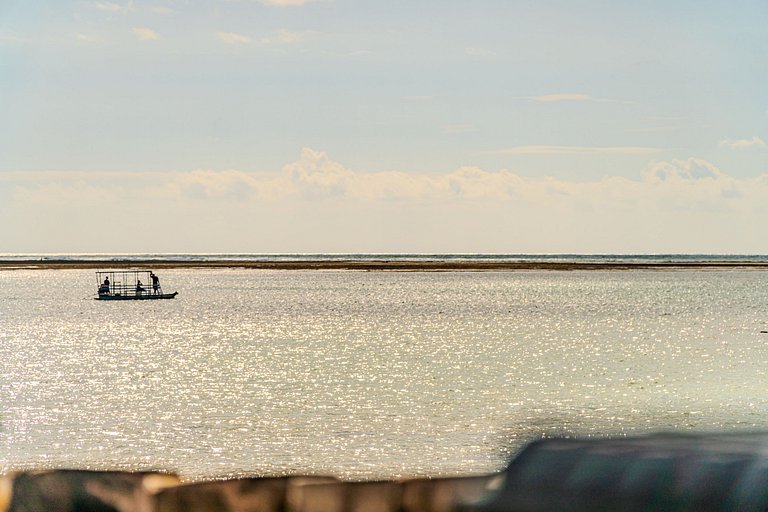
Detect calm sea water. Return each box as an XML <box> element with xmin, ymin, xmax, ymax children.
<box><xmin>2</xmin><ymin>253</ymin><xmax>768</xmax><ymax>264</ymax></box>
<box><xmin>2</xmin><ymin>268</ymin><xmax>768</xmax><ymax>480</ymax></box>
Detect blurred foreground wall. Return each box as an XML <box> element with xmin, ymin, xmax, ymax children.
<box><xmin>4</xmin><ymin>432</ymin><xmax>768</xmax><ymax>511</ymax></box>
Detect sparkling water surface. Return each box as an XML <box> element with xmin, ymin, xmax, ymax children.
<box><xmin>2</xmin><ymin>269</ymin><xmax>768</xmax><ymax>480</ymax></box>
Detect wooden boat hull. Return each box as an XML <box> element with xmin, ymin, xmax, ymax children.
<box><xmin>96</xmin><ymin>292</ymin><xmax>178</xmax><ymax>301</ymax></box>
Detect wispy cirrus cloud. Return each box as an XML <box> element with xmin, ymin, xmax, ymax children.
<box><xmin>524</xmin><ymin>93</ymin><xmax>630</xmax><ymax>104</ymax></box>
<box><xmin>442</xmin><ymin>124</ymin><xmax>477</xmax><ymax>135</ymax></box>
<box><xmin>624</xmin><ymin>126</ymin><xmax>678</xmax><ymax>133</ymax></box>
<box><xmin>217</xmin><ymin>29</ymin><xmax>310</xmax><ymax>46</ymax></box>
<box><xmin>258</xmin><ymin>0</ymin><xmax>320</xmax><ymax>6</ymax></box>
<box><xmin>258</xmin><ymin>30</ymin><xmax>307</xmax><ymax>45</ymax></box>
<box><xmin>491</xmin><ymin>145</ymin><xmax>658</xmax><ymax>155</ymax></box>
<box><xmin>526</xmin><ymin>93</ymin><xmax>592</xmax><ymax>102</ymax></box>
<box><xmin>76</xmin><ymin>33</ymin><xmax>101</xmax><ymax>42</ymax></box>
<box><xmin>217</xmin><ymin>32</ymin><xmax>252</xmax><ymax>44</ymax></box>
<box><xmin>464</xmin><ymin>47</ymin><xmax>494</xmax><ymax>56</ymax></box>
<box><xmin>718</xmin><ymin>136</ymin><xmax>766</xmax><ymax>150</ymax></box>
<box><xmin>132</xmin><ymin>27</ymin><xmax>159</xmax><ymax>41</ymax></box>
<box><xmin>95</xmin><ymin>2</ymin><xmax>172</xmax><ymax>15</ymax></box>
<box><xmin>0</xmin><ymin>32</ymin><xmax>27</xmax><ymax>45</ymax></box>
<box><xmin>95</xmin><ymin>1</ymin><xmax>132</xmax><ymax>13</ymax></box>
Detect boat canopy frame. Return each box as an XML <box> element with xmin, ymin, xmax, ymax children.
<box><xmin>95</xmin><ymin>269</ymin><xmax>177</xmax><ymax>300</ymax></box>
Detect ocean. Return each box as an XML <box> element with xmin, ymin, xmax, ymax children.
<box><xmin>2</xmin><ymin>260</ymin><xmax>768</xmax><ymax>481</ymax></box>
<box><xmin>2</xmin><ymin>253</ymin><xmax>768</xmax><ymax>264</ymax></box>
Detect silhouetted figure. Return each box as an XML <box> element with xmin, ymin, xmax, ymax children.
<box><xmin>98</xmin><ymin>277</ymin><xmax>110</xmax><ymax>295</ymax></box>
<box><xmin>136</xmin><ymin>280</ymin><xmax>145</xmax><ymax>295</ymax></box>
<box><xmin>150</xmin><ymin>272</ymin><xmax>160</xmax><ymax>295</ymax></box>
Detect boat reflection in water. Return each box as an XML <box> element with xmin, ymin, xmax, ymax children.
<box><xmin>95</xmin><ymin>269</ymin><xmax>178</xmax><ymax>300</ymax></box>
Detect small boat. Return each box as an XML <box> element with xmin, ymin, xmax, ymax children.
<box><xmin>95</xmin><ymin>270</ymin><xmax>178</xmax><ymax>300</ymax></box>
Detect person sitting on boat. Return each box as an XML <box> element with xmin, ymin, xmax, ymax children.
<box><xmin>136</xmin><ymin>280</ymin><xmax>145</xmax><ymax>295</ymax></box>
<box><xmin>150</xmin><ymin>272</ymin><xmax>160</xmax><ymax>295</ymax></box>
<box><xmin>98</xmin><ymin>276</ymin><xmax>110</xmax><ymax>295</ymax></box>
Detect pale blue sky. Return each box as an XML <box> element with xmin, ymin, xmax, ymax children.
<box><xmin>1</xmin><ymin>1</ymin><xmax>766</xmax><ymax>253</ymax></box>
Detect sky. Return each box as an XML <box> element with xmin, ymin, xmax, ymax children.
<box><xmin>1</xmin><ymin>0</ymin><xmax>766</xmax><ymax>254</ymax></box>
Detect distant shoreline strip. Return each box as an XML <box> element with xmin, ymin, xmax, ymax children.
<box><xmin>3</xmin><ymin>259</ymin><xmax>768</xmax><ymax>271</ymax></box>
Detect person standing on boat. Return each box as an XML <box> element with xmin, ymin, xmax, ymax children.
<box><xmin>150</xmin><ymin>272</ymin><xmax>160</xmax><ymax>295</ymax></box>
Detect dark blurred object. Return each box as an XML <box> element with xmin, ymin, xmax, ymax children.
<box><xmin>6</xmin><ymin>470</ymin><xmax>178</xmax><ymax>512</ymax></box>
<box><xmin>154</xmin><ymin>475</ymin><xmax>340</xmax><ymax>512</ymax></box>
<box><xmin>287</xmin><ymin>479</ymin><xmax>400</xmax><ymax>512</ymax></box>
<box><xmin>473</xmin><ymin>432</ymin><xmax>768</xmax><ymax>512</ymax></box>
<box><xmin>11</xmin><ymin>432</ymin><xmax>768</xmax><ymax>512</ymax></box>
<box><xmin>2</xmin><ymin>471</ymin><xmax>498</xmax><ymax>511</ymax></box>
<box><xmin>145</xmin><ymin>473</ymin><xmax>499</xmax><ymax>512</ymax></box>
<box><xmin>401</xmin><ymin>475</ymin><xmax>502</xmax><ymax>512</ymax></box>
<box><xmin>287</xmin><ymin>475</ymin><xmax>499</xmax><ymax>512</ymax></box>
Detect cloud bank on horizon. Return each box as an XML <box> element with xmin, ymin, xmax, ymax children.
<box><xmin>4</xmin><ymin>149</ymin><xmax>768</xmax><ymax>254</ymax></box>
<box><xmin>0</xmin><ymin>0</ymin><xmax>766</xmax><ymax>253</ymax></box>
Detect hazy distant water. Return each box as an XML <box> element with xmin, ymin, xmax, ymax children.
<box><xmin>3</xmin><ymin>253</ymin><xmax>768</xmax><ymax>264</ymax></box>
<box><xmin>2</xmin><ymin>268</ymin><xmax>768</xmax><ymax>480</ymax></box>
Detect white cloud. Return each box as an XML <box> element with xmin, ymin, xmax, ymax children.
<box><xmin>218</xmin><ymin>32</ymin><xmax>252</xmax><ymax>44</ymax></box>
<box><xmin>151</xmin><ymin>151</ymin><xmax>748</xmax><ymax>209</ymax></box>
<box><xmin>446</xmin><ymin>167</ymin><xmax>523</xmax><ymax>200</ymax></box>
<box><xmin>283</xmin><ymin>148</ymin><xmax>357</xmax><ymax>198</ymax></box>
<box><xmin>163</xmin><ymin>170</ymin><xmax>286</xmax><ymax>201</ymax></box>
<box><xmin>151</xmin><ymin>7</ymin><xmax>174</xmax><ymax>15</ymax></box>
<box><xmin>492</xmin><ymin>146</ymin><xmax>658</xmax><ymax>155</ymax></box>
<box><xmin>132</xmin><ymin>27</ymin><xmax>160</xmax><ymax>41</ymax></box>
<box><xmin>7</xmin><ymin>153</ymin><xmax>768</xmax><ymax>252</ymax></box>
<box><xmin>718</xmin><ymin>136</ymin><xmax>766</xmax><ymax>150</ymax></box>
<box><xmin>9</xmin><ymin>152</ymin><xmax>746</xmax><ymax>207</ymax></box>
<box><xmin>7</xmin><ymin>152</ymin><xmax>751</xmax><ymax>208</ymax></box>
<box><xmin>639</xmin><ymin>158</ymin><xmax>745</xmax><ymax>209</ymax></box>
<box><xmin>644</xmin><ymin>158</ymin><xmax>725</xmax><ymax>182</ymax></box>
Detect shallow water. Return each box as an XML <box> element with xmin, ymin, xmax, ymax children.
<box><xmin>2</xmin><ymin>269</ymin><xmax>768</xmax><ymax>480</ymax></box>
